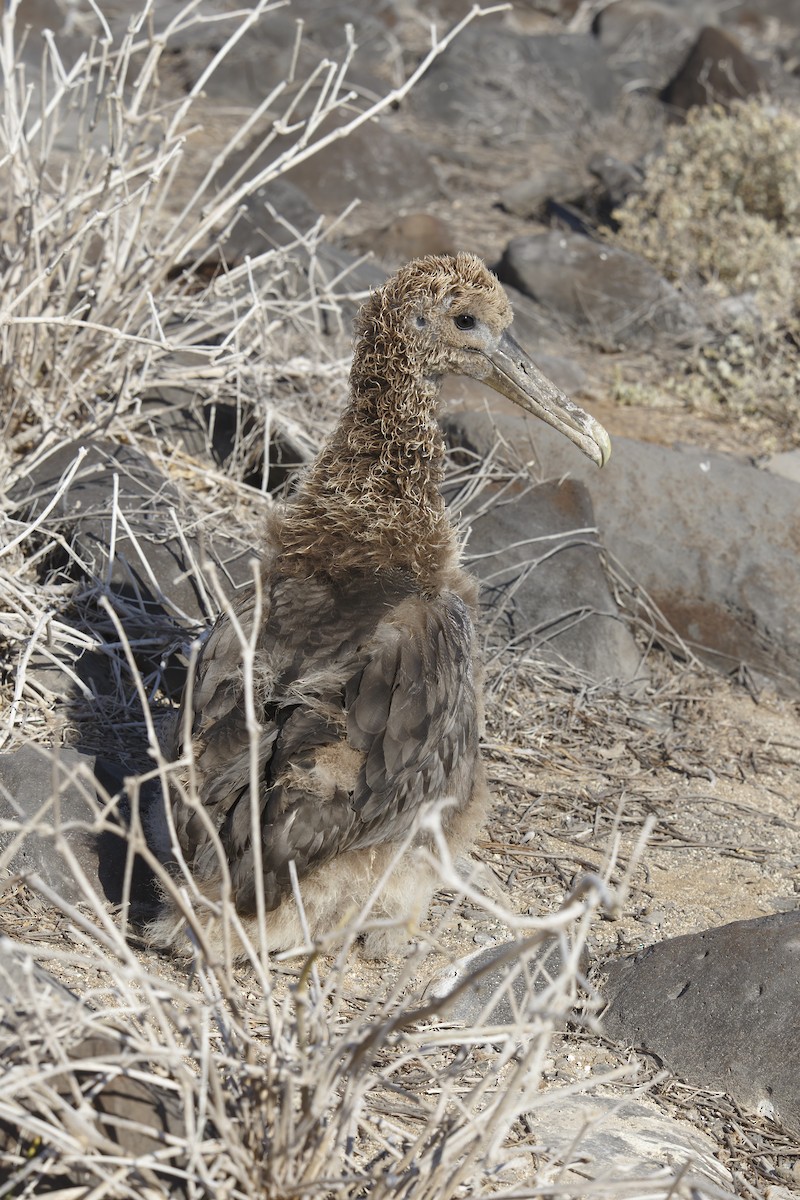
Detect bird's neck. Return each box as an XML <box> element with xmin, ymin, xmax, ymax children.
<box><xmin>274</xmin><ymin>364</ymin><xmax>459</xmax><ymax>586</ymax></box>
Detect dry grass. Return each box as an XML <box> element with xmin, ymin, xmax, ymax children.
<box><xmin>0</xmin><ymin>4</ymin><xmax>796</xmax><ymax>1197</ymax></box>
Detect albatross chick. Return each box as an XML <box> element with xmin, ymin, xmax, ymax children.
<box><xmin>149</xmin><ymin>253</ymin><xmax>610</xmax><ymax>959</ymax></box>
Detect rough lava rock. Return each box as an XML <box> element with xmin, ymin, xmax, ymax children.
<box><xmin>0</xmin><ymin>744</ymin><xmax>157</xmax><ymax>912</ymax></box>
<box><xmin>10</xmin><ymin>438</ymin><xmax>257</xmax><ymax>627</ymax></box>
<box><xmin>219</xmin><ymin>116</ymin><xmax>441</xmax><ymax>226</ymax></box>
<box><xmin>660</xmin><ymin>25</ymin><xmax>764</xmax><ymax>112</ymax></box>
<box><xmin>411</xmin><ymin>26</ymin><xmax>617</xmax><ymax>139</ymax></box>
<box><xmin>499</xmin><ymin>166</ymin><xmax>589</xmax><ymax>222</ymax></box>
<box><xmin>444</xmin><ymin>412</ymin><xmax>800</xmax><ymax>692</ymax></box>
<box><xmin>343</xmin><ymin>212</ymin><xmax>457</xmax><ymax>271</ymax></box>
<box><xmin>283</xmin><ymin>117</ymin><xmax>442</xmax><ymax>214</ymax></box>
<box><xmin>154</xmin><ymin>1</ymin><xmax>388</xmax><ymax>107</ymax></box>
<box><xmin>8</xmin><ymin>438</ymin><xmax>259</xmax><ymax>706</ymax></box>
<box><xmin>601</xmin><ymin>913</ymin><xmax>800</xmax><ymax>1133</ymax></box>
<box><xmin>496</xmin><ymin>233</ymin><xmax>702</xmax><ymax>351</ymax></box>
<box><xmin>588</xmin><ymin>152</ymin><xmax>645</xmax><ymax>213</ymax></box>
<box><xmin>591</xmin><ymin>0</ymin><xmax>697</xmax><ymax>86</ymax></box>
<box><xmin>444</xmin><ymin>466</ymin><xmax>644</xmax><ymax>685</ymax></box>
<box><xmin>221</xmin><ymin>177</ymin><xmax>322</xmax><ymax>259</ymax></box>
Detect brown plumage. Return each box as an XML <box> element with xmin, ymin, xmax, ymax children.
<box><xmin>149</xmin><ymin>253</ymin><xmax>610</xmax><ymax>959</ymax></box>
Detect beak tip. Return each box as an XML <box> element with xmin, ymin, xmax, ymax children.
<box><xmin>584</xmin><ymin>414</ymin><xmax>612</xmax><ymax>468</ymax></box>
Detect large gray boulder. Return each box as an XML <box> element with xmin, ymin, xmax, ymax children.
<box><xmin>9</xmin><ymin>439</ymin><xmax>255</xmax><ymax>630</ymax></box>
<box><xmin>660</xmin><ymin>25</ymin><xmax>764</xmax><ymax>112</ymax></box>
<box><xmin>591</xmin><ymin>0</ymin><xmax>697</xmax><ymax>86</ymax></box>
<box><xmin>8</xmin><ymin>438</ymin><xmax>258</xmax><ymax>704</ymax></box>
<box><xmin>445</xmin><ymin>465</ymin><xmax>644</xmax><ymax>684</ymax></box>
<box><xmin>444</xmin><ymin>412</ymin><xmax>800</xmax><ymax>692</ymax></box>
<box><xmin>0</xmin><ymin>744</ymin><xmax>158</xmax><ymax>912</ymax></box>
<box><xmin>602</xmin><ymin>913</ymin><xmax>800</xmax><ymax>1133</ymax></box>
<box><xmin>496</xmin><ymin>233</ymin><xmax>701</xmax><ymax>351</ymax></box>
<box><xmin>411</xmin><ymin>26</ymin><xmax>618</xmax><ymax>139</ymax></box>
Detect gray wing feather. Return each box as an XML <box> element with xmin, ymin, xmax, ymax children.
<box><xmin>172</xmin><ymin>575</ymin><xmax>479</xmax><ymax>914</ymax></box>
<box><xmin>347</xmin><ymin>595</ymin><xmax>476</xmax><ymax>830</ymax></box>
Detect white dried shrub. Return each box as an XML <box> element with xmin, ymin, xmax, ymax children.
<box><xmin>613</xmin><ymin>100</ymin><xmax>800</xmax><ymax>310</ymax></box>
<box><xmin>613</xmin><ymin>307</ymin><xmax>800</xmax><ymax>448</ymax></box>
<box><xmin>612</xmin><ymin>100</ymin><xmax>800</xmax><ymax>444</ymax></box>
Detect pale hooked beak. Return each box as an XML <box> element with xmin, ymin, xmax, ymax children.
<box><xmin>481</xmin><ymin>330</ymin><xmax>611</xmax><ymax>468</ymax></box>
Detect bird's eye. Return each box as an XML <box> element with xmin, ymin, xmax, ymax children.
<box><xmin>454</xmin><ymin>313</ymin><xmax>476</xmax><ymax>331</ymax></box>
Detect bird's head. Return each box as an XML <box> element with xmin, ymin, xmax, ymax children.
<box><xmin>354</xmin><ymin>252</ymin><xmax>611</xmax><ymax>468</ymax></box>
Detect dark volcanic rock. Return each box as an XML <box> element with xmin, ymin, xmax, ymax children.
<box><xmin>222</xmin><ymin>177</ymin><xmax>322</xmax><ymax>259</ymax></box>
<box><xmin>592</xmin><ymin>0</ymin><xmax>694</xmax><ymax>53</ymax></box>
<box><xmin>10</xmin><ymin>439</ymin><xmax>255</xmax><ymax>628</ymax></box>
<box><xmin>660</xmin><ymin>26</ymin><xmax>764</xmax><ymax>111</ymax></box>
<box><xmin>344</xmin><ymin>213</ymin><xmax>457</xmax><ymax>271</ymax></box>
<box><xmin>411</xmin><ymin>27</ymin><xmax>617</xmax><ymax>139</ymax></box>
<box><xmin>279</xmin><ymin>244</ymin><xmax>388</xmax><ymax>331</ymax></box>
<box><xmin>133</xmin><ymin>387</ymin><xmax>240</xmax><ymax>465</ymax></box>
<box><xmin>284</xmin><ymin>118</ymin><xmax>441</xmax><ymax>213</ymax></box>
<box><xmin>8</xmin><ymin>437</ymin><xmax>258</xmax><ymax>712</ymax></box>
<box><xmin>0</xmin><ymin>944</ymin><xmax>190</xmax><ymax>1190</ymax></box>
<box><xmin>445</xmin><ymin>466</ymin><xmax>643</xmax><ymax>685</ymax></box>
<box><xmin>602</xmin><ymin>913</ymin><xmax>800</xmax><ymax>1132</ymax></box>
<box><xmin>0</xmin><ymin>744</ymin><xmax>158</xmax><ymax>911</ymax></box>
<box><xmin>588</xmin><ymin>152</ymin><xmax>645</xmax><ymax>212</ymax></box>
<box><xmin>444</xmin><ymin>412</ymin><xmax>800</xmax><ymax>692</ymax></box>
<box><xmin>133</xmin><ymin>383</ymin><xmax>318</xmax><ymax>495</ymax></box>
<box><xmin>496</xmin><ymin>233</ymin><xmax>701</xmax><ymax>351</ymax></box>
<box><xmin>0</xmin><ymin>745</ymin><xmax>102</xmax><ymax>905</ymax></box>
<box><xmin>218</xmin><ymin>112</ymin><xmax>440</xmax><ymax>227</ymax></box>
<box><xmin>159</xmin><ymin>2</ymin><xmax>387</xmax><ymax>107</ymax></box>
<box><xmin>499</xmin><ymin>166</ymin><xmax>589</xmax><ymax>221</ymax></box>
<box><xmin>591</xmin><ymin>0</ymin><xmax>697</xmax><ymax>86</ymax></box>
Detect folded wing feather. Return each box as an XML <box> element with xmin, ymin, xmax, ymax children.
<box><xmin>171</xmin><ymin>575</ymin><xmax>478</xmax><ymax>916</ymax></box>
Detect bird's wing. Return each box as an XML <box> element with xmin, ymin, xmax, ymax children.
<box><xmin>241</xmin><ymin>589</ymin><xmax>480</xmax><ymax>912</ymax></box>
<box><xmin>172</xmin><ymin>580</ymin><xmax>479</xmax><ymax>915</ymax></box>
<box><xmin>170</xmin><ymin>587</ymin><xmax>269</xmax><ymax>855</ymax></box>
<box><xmin>172</xmin><ymin>578</ymin><xmax>351</xmax><ymax>844</ymax></box>
<box><xmin>345</xmin><ymin>591</ymin><xmax>479</xmax><ymax>837</ymax></box>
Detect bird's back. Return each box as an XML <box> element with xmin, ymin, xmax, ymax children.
<box><xmin>170</xmin><ymin>562</ymin><xmax>483</xmax><ymax>917</ymax></box>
